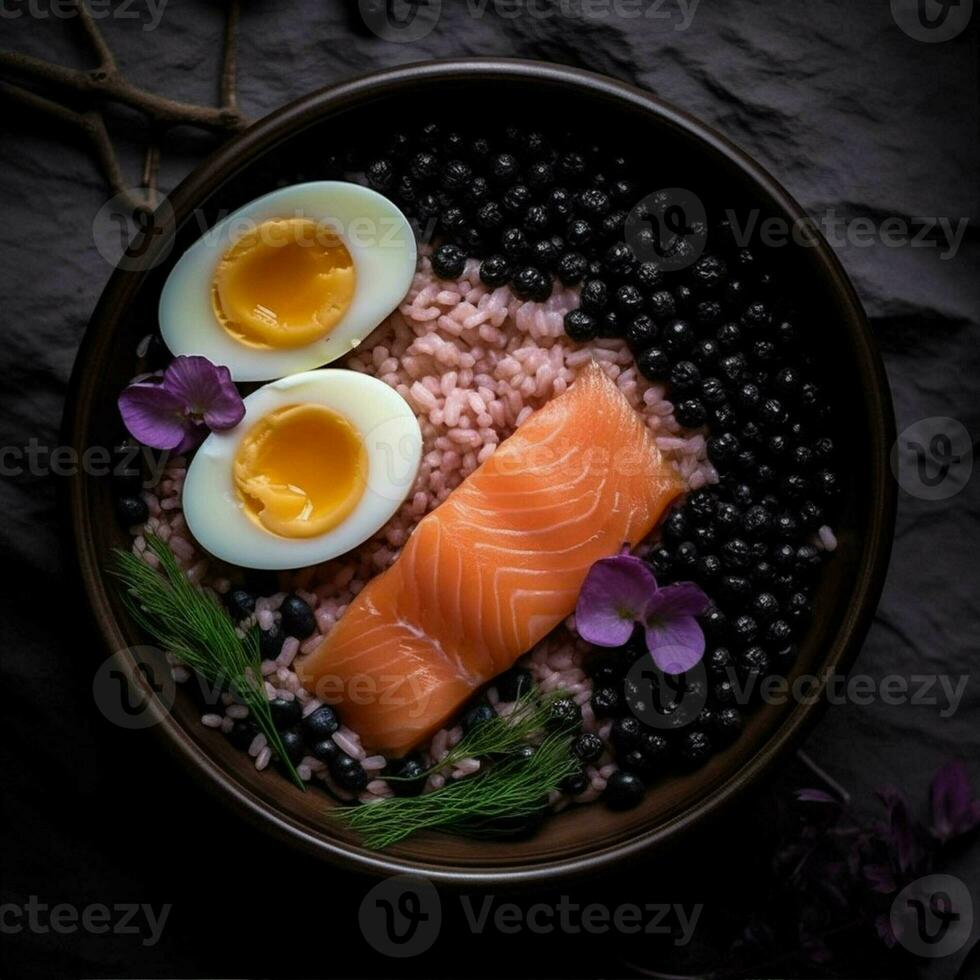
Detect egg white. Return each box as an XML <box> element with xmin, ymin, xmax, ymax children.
<box><xmin>159</xmin><ymin>182</ymin><xmax>417</xmax><ymax>382</ymax></box>
<box><xmin>182</xmin><ymin>370</ymin><xmax>422</xmax><ymax>570</ymax></box>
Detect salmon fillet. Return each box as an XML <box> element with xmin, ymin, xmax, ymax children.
<box><xmin>297</xmin><ymin>362</ymin><xmax>683</xmax><ymax>756</ymax></box>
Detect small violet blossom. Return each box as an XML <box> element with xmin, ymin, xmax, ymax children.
<box><xmin>118</xmin><ymin>355</ymin><xmax>244</xmax><ymax>453</ymax></box>
<box><xmin>575</xmin><ymin>548</ymin><xmax>709</xmax><ymax>674</ymax></box>
<box><xmin>930</xmin><ymin>759</ymin><xmax>980</xmax><ymax>843</ymax></box>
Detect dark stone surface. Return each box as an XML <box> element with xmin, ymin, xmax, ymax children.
<box><xmin>0</xmin><ymin>3</ymin><xmax>977</xmax><ymax>978</ymax></box>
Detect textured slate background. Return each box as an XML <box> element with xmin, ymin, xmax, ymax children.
<box><xmin>0</xmin><ymin>2</ymin><xmax>977</xmax><ymax>978</ymax></box>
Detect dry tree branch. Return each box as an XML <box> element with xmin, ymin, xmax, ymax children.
<box><xmin>75</xmin><ymin>0</ymin><xmax>117</xmax><ymax>71</ymax></box>
<box><xmin>1</xmin><ymin>79</ymin><xmax>80</xmax><ymax>131</ymax></box>
<box><xmin>0</xmin><ymin>48</ymin><xmax>244</xmax><ymax>132</ymax></box>
<box><xmin>141</xmin><ymin>141</ymin><xmax>161</xmax><ymax>209</ymax></box>
<box><xmin>0</xmin><ymin>0</ymin><xmax>247</xmax><ymax>210</ymax></box>
<box><xmin>0</xmin><ymin>80</ymin><xmax>146</xmax><ymax>213</ymax></box>
<box><xmin>86</xmin><ymin>111</ymin><xmax>145</xmax><ymax>212</ymax></box>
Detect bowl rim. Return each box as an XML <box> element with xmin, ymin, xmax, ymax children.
<box><xmin>61</xmin><ymin>57</ymin><xmax>897</xmax><ymax>885</ymax></box>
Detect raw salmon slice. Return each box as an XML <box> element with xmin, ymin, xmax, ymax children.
<box><xmin>297</xmin><ymin>362</ymin><xmax>683</xmax><ymax>756</ymax></box>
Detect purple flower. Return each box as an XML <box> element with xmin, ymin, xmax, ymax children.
<box><xmin>575</xmin><ymin>548</ymin><xmax>709</xmax><ymax>674</ymax></box>
<box><xmin>575</xmin><ymin>552</ymin><xmax>657</xmax><ymax>648</ymax></box>
<box><xmin>930</xmin><ymin>760</ymin><xmax>980</xmax><ymax>843</ymax></box>
<box><xmin>643</xmin><ymin>579</ymin><xmax>710</xmax><ymax>673</ymax></box>
<box><xmin>875</xmin><ymin>785</ymin><xmax>920</xmax><ymax>874</ymax></box>
<box><xmin>119</xmin><ymin>355</ymin><xmax>244</xmax><ymax>453</ymax></box>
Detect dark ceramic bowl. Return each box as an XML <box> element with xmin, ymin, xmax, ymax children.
<box><xmin>62</xmin><ymin>59</ymin><xmax>895</xmax><ymax>884</ymax></box>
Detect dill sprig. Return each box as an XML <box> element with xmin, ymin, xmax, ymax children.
<box><xmin>337</xmin><ymin>729</ymin><xmax>580</xmax><ymax>849</ymax></box>
<box><xmin>108</xmin><ymin>534</ymin><xmax>305</xmax><ymax>791</ymax></box>
<box><xmin>383</xmin><ymin>689</ymin><xmax>569</xmax><ymax>783</ymax></box>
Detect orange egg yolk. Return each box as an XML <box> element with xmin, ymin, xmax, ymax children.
<box><xmin>234</xmin><ymin>403</ymin><xmax>367</xmax><ymax>539</ymax></box>
<box><xmin>212</xmin><ymin>218</ymin><xmax>355</xmax><ymax>349</ymax></box>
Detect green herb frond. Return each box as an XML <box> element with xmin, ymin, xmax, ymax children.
<box><xmin>337</xmin><ymin>707</ymin><xmax>580</xmax><ymax>849</ymax></box>
<box><xmin>109</xmin><ymin>534</ymin><xmax>305</xmax><ymax>790</ymax></box>
<box><xmin>383</xmin><ymin>688</ymin><xmax>570</xmax><ymax>783</ymax></box>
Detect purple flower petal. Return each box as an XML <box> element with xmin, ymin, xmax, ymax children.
<box><xmin>863</xmin><ymin>863</ymin><xmax>897</xmax><ymax>894</ymax></box>
<box><xmin>118</xmin><ymin>383</ymin><xmax>188</xmax><ymax>451</ymax></box>
<box><xmin>164</xmin><ymin>355</ymin><xmax>244</xmax><ymax>431</ymax></box>
<box><xmin>931</xmin><ymin>760</ymin><xmax>980</xmax><ymax>842</ymax></box>
<box><xmin>876</xmin><ymin>785</ymin><xmax>919</xmax><ymax>874</ymax></box>
<box><xmin>644</xmin><ymin>613</ymin><xmax>705</xmax><ymax>674</ymax></box>
<box><xmin>575</xmin><ymin>555</ymin><xmax>708</xmax><ymax>672</ymax></box>
<box><xmin>173</xmin><ymin>421</ymin><xmax>208</xmax><ymax>456</ymax></box>
<box><xmin>646</xmin><ymin>580</ymin><xmax>710</xmax><ymax>619</ymax></box>
<box><xmin>119</xmin><ymin>355</ymin><xmax>243</xmax><ymax>453</ymax></box>
<box><xmin>576</xmin><ymin>553</ymin><xmax>658</xmax><ymax>647</ymax></box>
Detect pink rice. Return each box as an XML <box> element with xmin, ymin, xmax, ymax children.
<box><xmin>131</xmin><ymin>255</ymin><xmax>740</xmax><ymax>806</ymax></box>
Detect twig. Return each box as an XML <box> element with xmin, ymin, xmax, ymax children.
<box><xmin>1</xmin><ymin>79</ymin><xmax>79</xmax><ymax>130</ymax></box>
<box><xmin>85</xmin><ymin>110</ymin><xmax>145</xmax><ymax>212</ymax></box>
<box><xmin>0</xmin><ymin>49</ymin><xmax>243</xmax><ymax>132</ymax></box>
<box><xmin>75</xmin><ymin>0</ymin><xmax>116</xmax><ymax>71</ymax></box>
<box><xmin>1</xmin><ymin>81</ymin><xmax>145</xmax><ymax>212</ymax></box>
<box><xmin>0</xmin><ymin>0</ymin><xmax>247</xmax><ymax>211</ymax></box>
<box><xmin>141</xmin><ymin>141</ymin><xmax>160</xmax><ymax>209</ymax></box>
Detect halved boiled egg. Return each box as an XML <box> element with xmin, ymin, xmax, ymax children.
<box><xmin>182</xmin><ymin>370</ymin><xmax>422</xmax><ymax>569</ymax></box>
<box><xmin>159</xmin><ymin>182</ymin><xmax>416</xmax><ymax>381</ymax></box>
